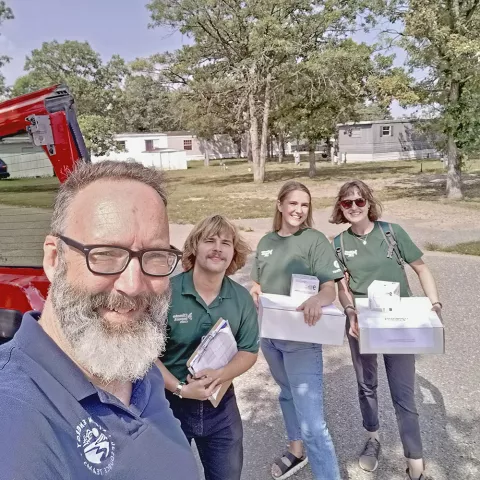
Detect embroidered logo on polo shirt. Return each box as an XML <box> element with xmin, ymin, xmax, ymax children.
<box><xmin>261</xmin><ymin>249</ymin><xmax>273</xmax><ymax>257</ymax></box>
<box><xmin>173</xmin><ymin>312</ymin><xmax>193</xmax><ymax>323</ymax></box>
<box><xmin>76</xmin><ymin>417</ymin><xmax>115</xmax><ymax>476</ymax></box>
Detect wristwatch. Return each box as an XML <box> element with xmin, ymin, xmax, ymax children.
<box><xmin>173</xmin><ymin>382</ymin><xmax>185</xmax><ymax>398</ymax></box>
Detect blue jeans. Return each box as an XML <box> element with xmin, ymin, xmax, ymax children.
<box><xmin>261</xmin><ymin>338</ymin><xmax>340</xmax><ymax>480</ymax></box>
<box><xmin>165</xmin><ymin>386</ymin><xmax>243</xmax><ymax>480</ymax></box>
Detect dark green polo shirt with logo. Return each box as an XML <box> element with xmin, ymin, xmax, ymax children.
<box><xmin>252</xmin><ymin>228</ymin><xmax>344</xmax><ymax>295</ymax></box>
<box><xmin>162</xmin><ymin>269</ymin><xmax>259</xmax><ymax>382</ymax></box>
<box><xmin>335</xmin><ymin>222</ymin><xmax>423</xmax><ymax>298</ymax></box>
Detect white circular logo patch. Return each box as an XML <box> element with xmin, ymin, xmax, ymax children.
<box><xmin>76</xmin><ymin>417</ymin><xmax>115</xmax><ymax>476</ymax></box>
<box><xmin>334</xmin><ymin>260</ymin><xmax>340</xmax><ymax>269</ymax></box>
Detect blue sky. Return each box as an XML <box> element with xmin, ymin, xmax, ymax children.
<box><xmin>1</xmin><ymin>0</ymin><xmax>414</xmax><ymax>117</ymax></box>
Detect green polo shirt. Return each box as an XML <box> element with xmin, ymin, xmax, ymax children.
<box><xmin>251</xmin><ymin>228</ymin><xmax>344</xmax><ymax>295</ymax></box>
<box><xmin>335</xmin><ymin>222</ymin><xmax>423</xmax><ymax>298</ymax></box>
<box><xmin>162</xmin><ymin>269</ymin><xmax>259</xmax><ymax>382</ymax></box>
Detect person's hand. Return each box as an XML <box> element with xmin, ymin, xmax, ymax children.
<box><xmin>250</xmin><ymin>283</ymin><xmax>262</xmax><ymax>308</ymax></box>
<box><xmin>297</xmin><ymin>295</ymin><xmax>323</xmax><ymax>326</ymax></box>
<box><xmin>191</xmin><ymin>368</ymin><xmax>224</xmax><ymax>384</ymax></box>
<box><xmin>347</xmin><ymin>310</ymin><xmax>359</xmax><ymax>339</ymax></box>
<box><xmin>181</xmin><ymin>375</ymin><xmax>222</xmax><ymax>401</ymax></box>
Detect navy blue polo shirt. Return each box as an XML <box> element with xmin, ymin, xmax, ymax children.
<box><xmin>0</xmin><ymin>312</ymin><xmax>200</xmax><ymax>480</ymax></box>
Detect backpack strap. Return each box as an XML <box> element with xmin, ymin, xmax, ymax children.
<box><xmin>333</xmin><ymin>232</ymin><xmax>347</xmax><ymax>272</ymax></box>
<box><xmin>376</xmin><ymin>221</ymin><xmax>412</xmax><ymax>296</ymax></box>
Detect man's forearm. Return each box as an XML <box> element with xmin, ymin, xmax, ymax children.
<box><xmin>218</xmin><ymin>351</ymin><xmax>258</xmax><ymax>384</ymax></box>
<box><xmin>155</xmin><ymin>359</ymin><xmax>180</xmax><ymax>392</ymax></box>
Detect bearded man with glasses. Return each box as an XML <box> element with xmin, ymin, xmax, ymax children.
<box><xmin>0</xmin><ymin>160</ymin><xmax>200</xmax><ymax>480</ymax></box>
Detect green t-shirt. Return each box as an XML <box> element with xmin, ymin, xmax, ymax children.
<box><xmin>251</xmin><ymin>228</ymin><xmax>344</xmax><ymax>295</ymax></box>
<box><xmin>335</xmin><ymin>222</ymin><xmax>423</xmax><ymax>298</ymax></box>
<box><xmin>162</xmin><ymin>269</ymin><xmax>259</xmax><ymax>382</ymax></box>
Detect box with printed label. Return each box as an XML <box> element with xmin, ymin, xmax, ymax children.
<box><xmin>357</xmin><ymin>297</ymin><xmax>445</xmax><ymax>354</ymax></box>
<box><xmin>290</xmin><ymin>274</ymin><xmax>320</xmax><ymax>302</ymax></box>
<box><xmin>368</xmin><ymin>280</ymin><xmax>401</xmax><ymax>312</ymax></box>
<box><xmin>259</xmin><ymin>293</ymin><xmax>345</xmax><ymax>345</ymax></box>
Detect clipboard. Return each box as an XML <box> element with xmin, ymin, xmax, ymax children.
<box><xmin>187</xmin><ymin>318</ymin><xmax>238</xmax><ymax>408</ymax></box>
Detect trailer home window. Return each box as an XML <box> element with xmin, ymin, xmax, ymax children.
<box><xmin>381</xmin><ymin>125</ymin><xmax>392</xmax><ymax>136</ymax></box>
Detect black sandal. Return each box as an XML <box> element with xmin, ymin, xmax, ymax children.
<box><xmin>271</xmin><ymin>451</ymin><xmax>308</xmax><ymax>480</ymax></box>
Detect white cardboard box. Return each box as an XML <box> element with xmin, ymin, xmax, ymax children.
<box><xmin>290</xmin><ymin>274</ymin><xmax>320</xmax><ymax>302</ymax></box>
<box><xmin>368</xmin><ymin>280</ymin><xmax>401</xmax><ymax>312</ymax></box>
<box><xmin>259</xmin><ymin>293</ymin><xmax>345</xmax><ymax>345</ymax></box>
<box><xmin>356</xmin><ymin>297</ymin><xmax>445</xmax><ymax>354</ymax></box>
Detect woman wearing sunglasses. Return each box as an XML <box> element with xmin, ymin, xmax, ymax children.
<box><xmin>330</xmin><ymin>180</ymin><xmax>441</xmax><ymax>480</ymax></box>
<box><xmin>250</xmin><ymin>180</ymin><xmax>343</xmax><ymax>480</ymax></box>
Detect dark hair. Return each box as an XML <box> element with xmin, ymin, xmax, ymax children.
<box><xmin>272</xmin><ymin>181</ymin><xmax>313</xmax><ymax>231</ymax></box>
<box><xmin>330</xmin><ymin>180</ymin><xmax>383</xmax><ymax>224</ymax></box>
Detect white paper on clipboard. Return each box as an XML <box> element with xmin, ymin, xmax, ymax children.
<box><xmin>188</xmin><ymin>319</ymin><xmax>238</xmax><ymax>391</ymax></box>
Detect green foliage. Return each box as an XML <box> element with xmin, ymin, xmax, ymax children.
<box><xmin>116</xmin><ymin>70</ymin><xmax>180</xmax><ymax>133</ymax></box>
<box><xmin>384</xmin><ymin>0</ymin><xmax>480</xmax><ymax>197</ymax></box>
<box><xmin>23</xmin><ymin>40</ymin><xmax>128</xmax><ymax>117</ymax></box>
<box><xmin>0</xmin><ymin>1</ymin><xmax>13</xmax><ymax>96</ymax></box>
<box><xmin>146</xmin><ymin>0</ymin><xmax>391</xmax><ymax>180</ymax></box>
<box><xmin>77</xmin><ymin>115</ymin><xmax>121</xmax><ymax>157</ymax></box>
<box><xmin>14</xmin><ymin>40</ymin><xmax>129</xmax><ymax>155</ymax></box>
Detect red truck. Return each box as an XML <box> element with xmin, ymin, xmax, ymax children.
<box><xmin>0</xmin><ymin>85</ymin><xmax>88</xmax><ymax>344</ymax></box>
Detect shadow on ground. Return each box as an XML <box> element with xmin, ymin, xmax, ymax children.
<box><xmin>234</xmin><ymin>353</ymin><xmax>480</xmax><ymax>480</ymax></box>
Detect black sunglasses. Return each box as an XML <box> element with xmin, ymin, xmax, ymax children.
<box><xmin>340</xmin><ymin>198</ymin><xmax>367</xmax><ymax>209</ymax></box>
<box><xmin>58</xmin><ymin>235</ymin><xmax>182</xmax><ymax>277</ymax></box>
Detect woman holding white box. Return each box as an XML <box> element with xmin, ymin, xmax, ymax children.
<box><xmin>331</xmin><ymin>180</ymin><xmax>442</xmax><ymax>480</ymax></box>
<box><xmin>250</xmin><ymin>180</ymin><xmax>344</xmax><ymax>480</ymax></box>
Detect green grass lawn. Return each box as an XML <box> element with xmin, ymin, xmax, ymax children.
<box><xmin>0</xmin><ymin>157</ymin><xmax>479</xmax><ymax>223</ymax></box>
<box><xmin>425</xmin><ymin>241</ymin><xmax>480</xmax><ymax>256</ymax></box>
<box><xmin>0</xmin><ymin>176</ymin><xmax>59</xmax><ymax>209</ymax></box>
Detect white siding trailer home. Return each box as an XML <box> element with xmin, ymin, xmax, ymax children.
<box><xmin>91</xmin><ymin>133</ymin><xmax>188</xmax><ymax>170</ymax></box>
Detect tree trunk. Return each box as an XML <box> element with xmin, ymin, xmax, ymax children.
<box><xmin>277</xmin><ymin>131</ymin><xmax>284</xmax><ymax>163</ymax></box>
<box><xmin>258</xmin><ymin>73</ymin><xmax>271</xmax><ymax>183</ymax></box>
<box><xmin>267</xmin><ymin>134</ymin><xmax>273</xmax><ymax>160</ymax></box>
<box><xmin>248</xmin><ymin>91</ymin><xmax>261</xmax><ymax>181</ymax></box>
<box><xmin>308</xmin><ymin>141</ymin><xmax>316</xmax><ymax>178</ymax></box>
<box><xmin>237</xmin><ymin>139</ymin><xmax>242</xmax><ymax>158</ymax></box>
<box><xmin>446</xmin><ymin>79</ymin><xmax>463</xmax><ymax>199</ymax></box>
<box><xmin>246</xmin><ymin>130</ymin><xmax>252</xmax><ymax>162</ymax></box>
<box><xmin>203</xmin><ymin>139</ymin><xmax>210</xmax><ymax>167</ymax></box>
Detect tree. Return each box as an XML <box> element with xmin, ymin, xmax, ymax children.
<box><xmin>116</xmin><ymin>72</ymin><xmax>180</xmax><ymax>134</ymax></box>
<box><xmin>14</xmin><ymin>40</ymin><xmax>128</xmax><ymax>155</ymax></box>
<box><xmin>78</xmin><ymin>115</ymin><xmax>119</xmax><ymax>157</ymax></box>
<box><xmin>0</xmin><ymin>1</ymin><xmax>14</xmax><ymax>97</ymax></box>
<box><xmin>146</xmin><ymin>0</ymin><xmax>377</xmax><ymax>183</ymax></box>
<box><xmin>385</xmin><ymin>0</ymin><xmax>480</xmax><ymax>199</ymax></box>
<box><xmin>275</xmin><ymin>41</ymin><xmax>412</xmax><ymax>177</ymax></box>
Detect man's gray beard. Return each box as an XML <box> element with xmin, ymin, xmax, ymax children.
<box><xmin>49</xmin><ymin>258</ymin><xmax>170</xmax><ymax>384</ymax></box>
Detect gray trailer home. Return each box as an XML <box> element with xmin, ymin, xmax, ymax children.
<box><xmin>337</xmin><ymin>119</ymin><xmax>441</xmax><ymax>163</ymax></box>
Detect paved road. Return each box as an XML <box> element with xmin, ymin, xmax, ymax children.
<box><xmin>222</xmin><ymin>251</ymin><xmax>480</xmax><ymax>480</ymax></box>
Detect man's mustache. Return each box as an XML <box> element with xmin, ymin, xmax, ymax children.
<box><xmin>90</xmin><ymin>292</ymin><xmax>154</xmax><ymax>312</ymax></box>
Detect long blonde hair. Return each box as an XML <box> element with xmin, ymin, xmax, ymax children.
<box><xmin>272</xmin><ymin>180</ymin><xmax>313</xmax><ymax>231</ymax></box>
<box><xmin>182</xmin><ymin>214</ymin><xmax>251</xmax><ymax>276</ymax></box>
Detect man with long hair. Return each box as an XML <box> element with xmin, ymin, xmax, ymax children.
<box><xmin>157</xmin><ymin>214</ymin><xmax>259</xmax><ymax>480</ymax></box>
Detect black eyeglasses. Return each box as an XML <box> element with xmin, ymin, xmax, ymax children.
<box><xmin>340</xmin><ymin>198</ymin><xmax>367</xmax><ymax>209</ymax></box>
<box><xmin>58</xmin><ymin>235</ymin><xmax>182</xmax><ymax>277</ymax></box>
